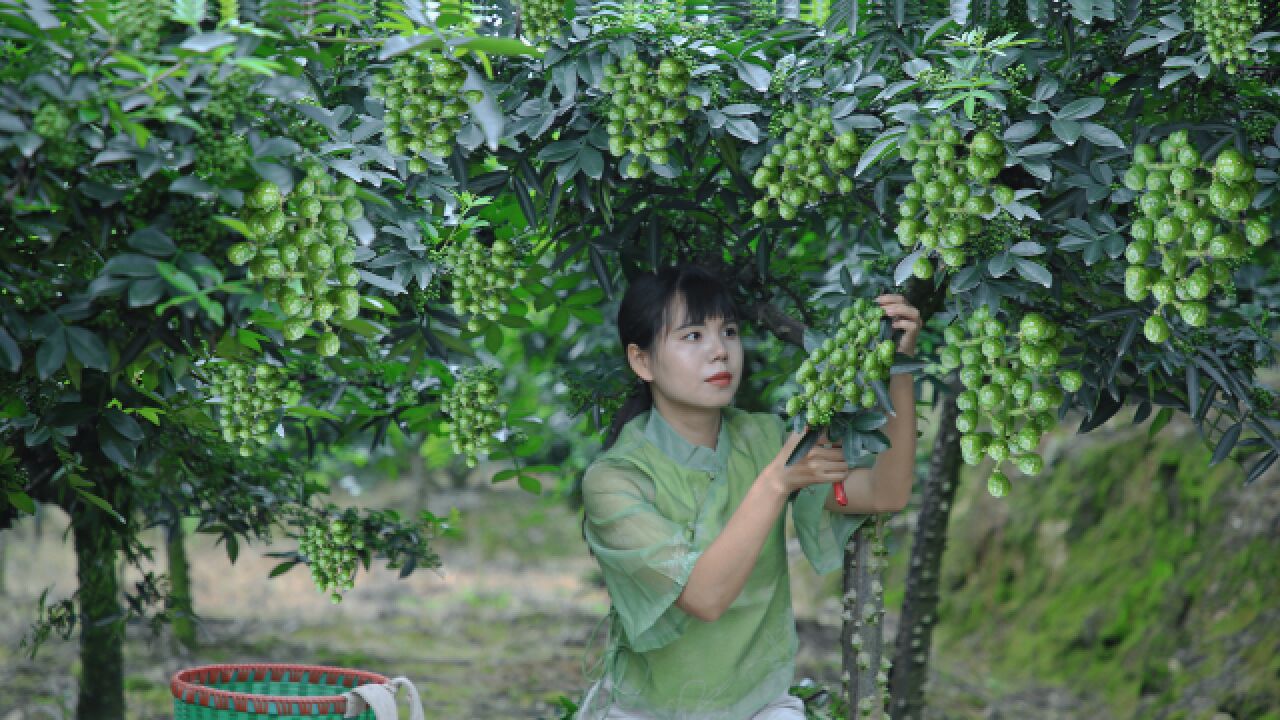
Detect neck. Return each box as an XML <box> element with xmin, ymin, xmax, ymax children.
<box><xmin>651</xmin><ymin>391</ymin><xmax>722</xmax><ymax>449</ymax></box>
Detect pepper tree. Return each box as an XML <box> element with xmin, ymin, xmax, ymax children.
<box><xmin>3</xmin><ymin>1</ymin><xmax>1280</xmax><ymax>720</ymax></box>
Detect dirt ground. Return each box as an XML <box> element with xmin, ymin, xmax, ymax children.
<box><xmin>0</xmin><ymin>474</ymin><xmax>1091</xmax><ymax>719</ymax></box>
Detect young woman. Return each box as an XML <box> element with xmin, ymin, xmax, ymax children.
<box><xmin>577</xmin><ymin>264</ymin><xmax>921</xmax><ymax>720</ymax></box>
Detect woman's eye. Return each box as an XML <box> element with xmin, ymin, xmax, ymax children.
<box><xmin>724</xmin><ymin>326</ymin><xmax>738</xmax><ymax>337</ymax></box>
<box><xmin>684</xmin><ymin>331</ymin><xmax>701</xmax><ymax>341</ymax></box>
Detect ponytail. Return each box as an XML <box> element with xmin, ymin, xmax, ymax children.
<box><xmin>602</xmin><ymin>380</ymin><xmax>652</xmax><ymax>451</ymax></box>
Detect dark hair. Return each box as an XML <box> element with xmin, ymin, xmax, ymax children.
<box><xmin>600</xmin><ymin>264</ymin><xmax>740</xmax><ymax>451</ymax></box>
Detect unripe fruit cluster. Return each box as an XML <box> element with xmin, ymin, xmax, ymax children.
<box><xmin>941</xmin><ymin>306</ymin><xmax>1083</xmax><ymax>497</ymax></box>
<box><xmin>373</xmin><ymin>54</ymin><xmax>481</xmax><ymax>172</ymax></box>
<box><xmin>32</xmin><ymin>104</ymin><xmax>72</xmax><ymax>138</ymax></box>
<box><xmin>440</xmin><ymin>366</ymin><xmax>509</xmax><ymax>468</ymax></box>
<box><xmin>1191</xmin><ymin>0</ymin><xmax>1261</xmax><ymax>74</ymax></box>
<box><xmin>194</xmin><ymin>131</ymin><xmax>251</xmax><ymax>186</ymax></box>
<box><xmin>518</xmin><ymin>0</ymin><xmax>563</xmax><ymax>46</ymax></box>
<box><xmin>601</xmin><ymin>54</ymin><xmax>700</xmax><ymax>177</ymax></box>
<box><xmin>784</xmin><ymin>300</ymin><xmax>895</xmax><ymax>427</ymax></box>
<box><xmin>443</xmin><ymin>234</ymin><xmax>527</xmax><ymax>332</ymax></box>
<box><xmin>895</xmin><ymin>117</ymin><xmax>1008</xmax><ymax>279</ymax></box>
<box><xmin>751</xmin><ymin>105</ymin><xmax>858</xmax><ymax>220</ymax></box>
<box><xmin>1121</xmin><ymin>132</ymin><xmax>1268</xmax><ymax>344</ymax></box>
<box><xmin>205</xmin><ymin>361</ymin><xmax>301</xmax><ymax>457</ymax></box>
<box><xmin>299</xmin><ymin>516</ymin><xmax>364</xmax><ymax>603</ymax></box>
<box><xmin>227</xmin><ymin>169</ymin><xmax>365</xmax><ymax>357</ymax></box>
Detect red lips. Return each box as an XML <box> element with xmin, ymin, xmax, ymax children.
<box><xmin>705</xmin><ymin>372</ymin><xmax>732</xmax><ymax>386</ymax></box>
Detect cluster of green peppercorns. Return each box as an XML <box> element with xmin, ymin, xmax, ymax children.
<box><xmin>1122</xmin><ymin>131</ymin><xmax>1268</xmax><ymax>344</ymax></box>
<box><xmin>227</xmin><ymin>168</ymin><xmax>365</xmax><ymax>356</ymax></box>
<box><xmin>440</xmin><ymin>366</ymin><xmax>509</xmax><ymax>468</ymax></box>
<box><xmin>518</xmin><ymin>0</ymin><xmax>564</xmax><ymax>46</ymax></box>
<box><xmin>896</xmin><ymin>117</ymin><xmax>1009</xmax><ymax>279</ymax></box>
<box><xmin>205</xmin><ymin>361</ymin><xmax>301</xmax><ymax>457</ymax></box>
<box><xmin>193</xmin><ymin>131</ymin><xmax>251</xmax><ymax>186</ymax></box>
<box><xmin>942</xmin><ymin>305</ymin><xmax>1083</xmax><ymax>497</ymax></box>
<box><xmin>1191</xmin><ymin>0</ymin><xmax>1261</xmax><ymax>74</ymax></box>
<box><xmin>751</xmin><ymin>105</ymin><xmax>858</xmax><ymax>220</ymax></box>
<box><xmin>442</xmin><ymin>234</ymin><xmax>527</xmax><ymax>333</ymax></box>
<box><xmin>601</xmin><ymin>53</ymin><xmax>699</xmax><ymax>177</ymax></box>
<box><xmin>784</xmin><ymin>300</ymin><xmax>895</xmax><ymax>427</ymax></box>
<box><xmin>300</xmin><ymin>515</ymin><xmax>363</xmax><ymax>603</ymax></box>
<box><xmin>373</xmin><ymin>54</ymin><xmax>482</xmax><ymax>172</ymax></box>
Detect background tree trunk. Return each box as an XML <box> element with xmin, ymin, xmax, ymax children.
<box><xmin>167</xmin><ymin>521</ymin><xmax>197</xmax><ymax>650</ymax></box>
<box><xmin>889</xmin><ymin>386</ymin><xmax>963</xmax><ymax>719</ymax></box>
<box><xmin>842</xmin><ymin>517</ymin><xmax>890</xmax><ymax>718</ymax></box>
<box><xmin>73</xmin><ymin>516</ymin><xmax>124</xmax><ymax>720</ymax></box>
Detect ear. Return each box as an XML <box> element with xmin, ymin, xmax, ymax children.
<box><xmin>626</xmin><ymin>342</ymin><xmax>654</xmax><ymax>383</ymax></box>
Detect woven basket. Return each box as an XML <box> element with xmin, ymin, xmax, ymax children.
<box><xmin>171</xmin><ymin>663</ymin><xmax>387</xmax><ymax>719</ymax></box>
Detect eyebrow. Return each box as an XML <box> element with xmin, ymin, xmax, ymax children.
<box><xmin>673</xmin><ymin>318</ymin><xmax>739</xmax><ymax>332</ymax></box>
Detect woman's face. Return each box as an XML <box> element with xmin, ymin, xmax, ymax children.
<box><xmin>627</xmin><ymin>295</ymin><xmax>744</xmax><ymax>411</ymax></box>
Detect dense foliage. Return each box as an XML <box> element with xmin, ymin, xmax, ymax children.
<box><xmin>2</xmin><ymin>0</ymin><xmax>1278</xmax><ymax>716</ymax></box>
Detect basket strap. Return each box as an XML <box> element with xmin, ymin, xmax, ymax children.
<box><xmin>342</xmin><ymin>677</ymin><xmax>424</xmax><ymax>720</ymax></box>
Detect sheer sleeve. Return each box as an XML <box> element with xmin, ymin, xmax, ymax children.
<box><xmin>759</xmin><ymin>413</ymin><xmax>868</xmax><ymax>575</ymax></box>
<box><xmin>581</xmin><ymin>460</ymin><xmax>702</xmax><ymax>652</ymax></box>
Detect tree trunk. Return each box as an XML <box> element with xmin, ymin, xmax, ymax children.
<box><xmin>842</xmin><ymin>516</ymin><xmax>890</xmax><ymax>718</ymax></box>
<box><xmin>888</xmin><ymin>388</ymin><xmax>963</xmax><ymax>720</ymax></box>
<box><xmin>0</xmin><ymin>529</ymin><xmax>7</xmax><ymax>595</ymax></box>
<box><xmin>167</xmin><ymin>521</ymin><xmax>197</xmax><ymax>650</ymax></box>
<box><xmin>73</xmin><ymin>516</ymin><xmax>125</xmax><ymax>720</ymax></box>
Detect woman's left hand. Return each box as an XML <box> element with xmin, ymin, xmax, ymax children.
<box><xmin>875</xmin><ymin>294</ymin><xmax>922</xmax><ymax>357</ymax></box>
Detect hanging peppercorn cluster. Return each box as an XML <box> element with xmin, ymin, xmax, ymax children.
<box><xmin>1121</xmin><ymin>132</ymin><xmax>1268</xmax><ymax>344</ymax></box>
<box><xmin>784</xmin><ymin>300</ymin><xmax>895</xmax><ymax>427</ymax></box>
<box><xmin>204</xmin><ymin>360</ymin><xmax>301</xmax><ymax>457</ymax></box>
<box><xmin>895</xmin><ymin>117</ymin><xmax>1008</xmax><ymax>279</ymax></box>
<box><xmin>440</xmin><ymin>366</ymin><xmax>509</xmax><ymax>468</ymax></box>
<box><xmin>227</xmin><ymin>168</ymin><xmax>365</xmax><ymax>357</ymax></box>
<box><xmin>751</xmin><ymin>104</ymin><xmax>859</xmax><ymax>220</ymax></box>
<box><xmin>941</xmin><ymin>306</ymin><xmax>1083</xmax><ymax>497</ymax></box>
<box><xmin>31</xmin><ymin>102</ymin><xmax>82</xmax><ymax>169</ymax></box>
<box><xmin>372</xmin><ymin>53</ymin><xmax>482</xmax><ymax>172</ymax></box>
<box><xmin>442</xmin><ymin>232</ymin><xmax>528</xmax><ymax>333</ymax></box>
<box><xmin>842</xmin><ymin>517</ymin><xmax>893</xmax><ymax>718</ymax></box>
<box><xmin>518</xmin><ymin>0</ymin><xmax>564</xmax><ymax>46</ymax></box>
<box><xmin>1190</xmin><ymin>0</ymin><xmax>1262</xmax><ymax>74</ymax></box>
<box><xmin>299</xmin><ymin>514</ymin><xmax>362</xmax><ymax>603</ymax></box>
<box><xmin>600</xmin><ymin>53</ymin><xmax>699</xmax><ymax>177</ymax></box>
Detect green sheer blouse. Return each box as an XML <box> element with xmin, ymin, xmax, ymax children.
<box><xmin>578</xmin><ymin>406</ymin><xmax>866</xmax><ymax>719</ymax></box>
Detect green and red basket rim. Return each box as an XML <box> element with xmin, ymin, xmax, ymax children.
<box><xmin>171</xmin><ymin>663</ymin><xmax>389</xmax><ymax>714</ymax></box>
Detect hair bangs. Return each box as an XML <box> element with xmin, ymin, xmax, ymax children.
<box><xmin>663</xmin><ymin>272</ymin><xmax>739</xmax><ymax>334</ymax></box>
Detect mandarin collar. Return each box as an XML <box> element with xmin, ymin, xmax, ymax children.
<box><xmin>642</xmin><ymin>406</ymin><xmax>731</xmax><ymax>473</ymax></box>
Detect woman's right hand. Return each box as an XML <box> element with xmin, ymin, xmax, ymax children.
<box><xmin>762</xmin><ymin>427</ymin><xmax>851</xmax><ymax>496</ymax></box>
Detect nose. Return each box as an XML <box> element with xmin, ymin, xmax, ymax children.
<box><xmin>709</xmin><ymin>333</ymin><xmax>728</xmax><ymax>362</ymax></box>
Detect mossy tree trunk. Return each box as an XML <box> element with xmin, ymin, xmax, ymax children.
<box><xmin>167</xmin><ymin>521</ymin><xmax>197</xmax><ymax>650</ymax></box>
<box><xmin>73</xmin><ymin>514</ymin><xmax>125</xmax><ymax>720</ymax></box>
<box><xmin>888</xmin><ymin>387</ymin><xmax>963</xmax><ymax>720</ymax></box>
<box><xmin>842</xmin><ymin>517</ymin><xmax>889</xmax><ymax>718</ymax></box>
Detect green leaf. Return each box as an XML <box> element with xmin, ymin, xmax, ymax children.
<box><xmin>7</xmin><ymin>491</ymin><xmax>36</xmax><ymax>514</ymax></box>
<box><xmin>1080</xmin><ymin>122</ymin><xmax>1125</xmax><ymax>148</ymax></box>
<box><xmin>36</xmin><ymin>329</ymin><xmax>67</xmax><ymax>380</ymax></box>
<box><xmin>492</xmin><ymin>468</ymin><xmax>519</xmax><ymax>483</ymax></box>
<box><xmin>287</xmin><ymin>406</ymin><xmax>342</xmax><ymax>421</ymax></box>
<box><xmin>76</xmin><ymin>489</ymin><xmax>125</xmax><ymax>524</ymax></box>
<box><xmin>1210</xmin><ymin>421</ymin><xmax>1242</xmax><ymax>466</ymax></box>
<box><xmin>484</xmin><ymin>324</ymin><xmax>503</xmax><ymax>354</ymax></box>
<box><xmin>105</xmin><ymin>408</ymin><xmax>144</xmax><ymax>442</ymax></box>
<box><xmin>517</xmin><ymin>474</ymin><xmax>542</xmax><ymax>495</ymax></box>
<box><xmin>171</xmin><ymin>0</ymin><xmax>208</xmax><ymax>26</ymax></box>
<box><xmin>66</xmin><ymin>327</ymin><xmax>110</xmax><ymax>371</ymax></box>
<box><xmin>1055</xmin><ymin>97</ymin><xmax>1105</xmax><ymax>120</ymax></box>
<box><xmin>0</xmin><ymin>328</ymin><xmax>20</xmax><ymax>372</ymax></box>
<box><xmin>1014</xmin><ymin>258</ymin><xmax>1053</xmax><ymax>287</ymax></box>
<box><xmin>155</xmin><ymin>261</ymin><xmax>199</xmax><ymax>294</ymax></box>
<box><xmin>269</xmin><ymin>560</ymin><xmax>299</xmax><ymax>578</ymax></box>
<box><xmin>180</xmin><ymin>31</ymin><xmax>235</xmax><ymax>53</ymax></box>
<box><xmin>1148</xmin><ymin>407</ymin><xmax>1174</xmax><ymax>439</ymax></box>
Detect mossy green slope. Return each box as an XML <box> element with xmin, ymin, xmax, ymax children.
<box><xmin>933</xmin><ymin>420</ymin><xmax>1280</xmax><ymax>719</ymax></box>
